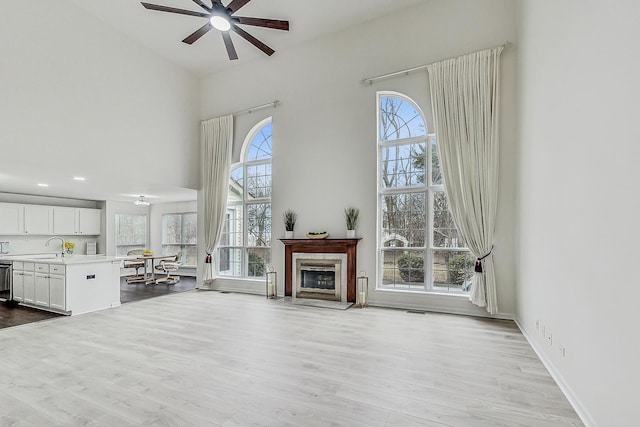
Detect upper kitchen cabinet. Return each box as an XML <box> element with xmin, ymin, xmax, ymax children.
<box><xmin>0</xmin><ymin>203</ymin><xmax>23</xmax><ymax>234</ymax></box>
<box><xmin>53</xmin><ymin>207</ymin><xmax>101</xmax><ymax>236</ymax></box>
<box><xmin>24</xmin><ymin>205</ymin><xmax>54</xmax><ymax>235</ymax></box>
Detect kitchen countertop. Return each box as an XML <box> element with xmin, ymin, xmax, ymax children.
<box><xmin>2</xmin><ymin>254</ymin><xmax>120</xmax><ymax>265</ymax></box>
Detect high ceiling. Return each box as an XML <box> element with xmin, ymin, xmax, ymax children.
<box><xmin>3</xmin><ymin>0</ymin><xmax>425</xmax><ymax>205</ymax></box>
<box><xmin>69</xmin><ymin>0</ymin><xmax>425</xmax><ymax>77</ymax></box>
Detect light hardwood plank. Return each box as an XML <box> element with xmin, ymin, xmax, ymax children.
<box><xmin>0</xmin><ymin>290</ymin><xmax>583</xmax><ymax>426</ymax></box>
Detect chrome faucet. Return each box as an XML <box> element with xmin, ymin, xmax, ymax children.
<box><xmin>45</xmin><ymin>236</ymin><xmax>66</xmax><ymax>258</ymax></box>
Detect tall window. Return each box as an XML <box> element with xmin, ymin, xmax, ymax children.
<box><xmin>377</xmin><ymin>92</ymin><xmax>473</xmax><ymax>294</ymax></box>
<box><xmin>218</xmin><ymin>118</ymin><xmax>272</xmax><ymax>279</ymax></box>
<box><xmin>162</xmin><ymin>213</ymin><xmax>197</xmax><ymax>266</ymax></box>
<box><xmin>115</xmin><ymin>214</ymin><xmax>147</xmax><ymax>257</ymax></box>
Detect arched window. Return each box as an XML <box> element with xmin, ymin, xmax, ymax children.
<box><xmin>377</xmin><ymin>92</ymin><xmax>473</xmax><ymax>293</ymax></box>
<box><xmin>218</xmin><ymin>118</ymin><xmax>272</xmax><ymax>279</ymax></box>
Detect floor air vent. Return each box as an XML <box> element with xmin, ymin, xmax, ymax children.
<box><xmin>406</xmin><ymin>310</ymin><xmax>427</xmax><ymax>315</ymax></box>
<box><xmin>220</xmin><ymin>291</ymin><xmax>232</xmax><ymax>294</ymax></box>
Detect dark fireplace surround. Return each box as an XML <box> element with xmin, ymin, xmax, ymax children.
<box><xmin>280</xmin><ymin>238</ymin><xmax>361</xmax><ymax>302</ymax></box>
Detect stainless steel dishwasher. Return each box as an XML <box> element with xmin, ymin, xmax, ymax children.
<box><xmin>0</xmin><ymin>261</ymin><xmax>12</xmax><ymax>301</ymax></box>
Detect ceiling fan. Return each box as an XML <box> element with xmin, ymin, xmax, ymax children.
<box><xmin>141</xmin><ymin>0</ymin><xmax>289</xmax><ymax>60</ymax></box>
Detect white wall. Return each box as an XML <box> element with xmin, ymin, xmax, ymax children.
<box><xmin>517</xmin><ymin>1</ymin><xmax>640</xmax><ymax>425</ymax></box>
<box><xmin>0</xmin><ymin>0</ymin><xmax>200</xmax><ymax>192</ymax></box>
<box><xmin>200</xmin><ymin>0</ymin><xmax>518</xmax><ymax>316</ymax></box>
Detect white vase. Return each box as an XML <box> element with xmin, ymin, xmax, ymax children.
<box><xmin>346</xmin><ymin>229</ymin><xmax>356</xmax><ymax>238</ymax></box>
<box><xmin>285</xmin><ymin>230</ymin><xmax>294</xmax><ymax>239</ymax></box>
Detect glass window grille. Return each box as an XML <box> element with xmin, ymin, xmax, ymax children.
<box><xmin>377</xmin><ymin>92</ymin><xmax>473</xmax><ymax>294</ymax></box>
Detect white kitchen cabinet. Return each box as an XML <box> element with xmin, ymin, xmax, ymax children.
<box><xmin>22</xmin><ymin>270</ymin><xmax>35</xmax><ymax>305</ymax></box>
<box><xmin>12</xmin><ymin>262</ymin><xmax>24</xmax><ymax>302</ymax></box>
<box><xmin>0</xmin><ymin>203</ymin><xmax>23</xmax><ymax>234</ymax></box>
<box><xmin>24</xmin><ymin>205</ymin><xmax>54</xmax><ymax>235</ymax></box>
<box><xmin>53</xmin><ymin>207</ymin><xmax>101</xmax><ymax>235</ymax></box>
<box><xmin>11</xmin><ymin>257</ymin><xmax>118</xmax><ymax>315</ymax></box>
<box><xmin>49</xmin><ymin>273</ymin><xmax>66</xmax><ymax>311</ymax></box>
<box><xmin>78</xmin><ymin>208</ymin><xmax>101</xmax><ymax>235</ymax></box>
<box><xmin>35</xmin><ymin>273</ymin><xmax>50</xmax><ymax>307</ymax></box>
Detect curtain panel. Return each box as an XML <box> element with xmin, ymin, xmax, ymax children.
<box><xmin>201</xmin><ymin>115</ymin><xmax>233</xmax><ymax>285</ymax></box>
<box><xmin>427</xmin><ymin>47</ymin><xmax>503</xmax><ymax>314</ymax></box>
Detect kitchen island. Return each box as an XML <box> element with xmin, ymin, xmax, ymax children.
<box><xmin>9</xmin><ymin>255</ymin><xmax>121</xmax><ymax>316</ymax></box>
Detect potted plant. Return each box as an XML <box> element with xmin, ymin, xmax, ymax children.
<box><xmin>64</xmin><ymin>241</ymin><xmax>75</xmax><ymax>255</ymax></box>
<box><xmin>344</xmin><ymin>207</ymin><xmax>359</xmax><ymax>238</ymax></box>
<box><xmin>283</xmin><ymin>209</ymin><xmax>297</xmax><ymax>238</ymax></box>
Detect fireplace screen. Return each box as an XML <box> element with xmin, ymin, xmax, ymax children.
<box><xmin>300</xmin><ymin>264</ymin><xmax>336</xmax><ymax>291</ymax></box>
<box><xmin>295</xmin><ymin>257</ymin><xmax>343</xmax><ymax>301</ymax></box>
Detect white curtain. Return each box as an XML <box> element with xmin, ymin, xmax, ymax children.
<box><xmin>201</xmin><ymin>115</ymin><xmax>233</xmax><ymax>286</ymax></box>
<box><xmin>427</xmin><ymin>47</ymin><xmax>503</xmax><ymax>314</ymax></box>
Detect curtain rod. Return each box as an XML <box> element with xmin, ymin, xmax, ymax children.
<box><xmin>232</xmin><ymin>100</ymin><xmax>279</xmax><ymax>116</ymax></box>
<box><xmin>360</xmin><ymin>42</ymin><xmax>511</xmax><ymax>85</ymax></box>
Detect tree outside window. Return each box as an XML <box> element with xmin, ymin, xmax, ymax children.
<box><xmin>218</xmin><ymin>118</ymin><xmax>272</xmax><ymax>279</ymax></box>
<box><xmin>378</xmin><ymin>93</ymin><xmax>473</xmax><ymax>293</ymax></box>
<box><xmin>115</xmin><ymin>214</ymin><xmax>147</xmax><ymax>257</ymax></box>
<box><xmin>162</xmin><ymin>212</ymin><xmax>197</xmax><ymax>266</ymax></box>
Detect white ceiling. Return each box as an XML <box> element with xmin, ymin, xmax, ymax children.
<box><xmin>68</xmin><ymin>0</ymin><xmax>426</xmax><ymax>77</ymax></box>
<box><xmin>5</xmin><ymin>0</ymin><xmax>425</xmax><ymax>205</ymax></box>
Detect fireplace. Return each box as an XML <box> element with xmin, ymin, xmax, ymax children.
<box><xmin>293</xmin><ymin>254</ymin><xmax>347</xmax><ymax>301</ymax></box>
<box><xmin>281</xmin><ymin>238</ymin><xmax>361</xmax><ymax>303</ymax></box>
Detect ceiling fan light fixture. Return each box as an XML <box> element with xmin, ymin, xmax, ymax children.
<box><xmin>210</xmin><ymin>15</ymin><xmax>231</xmax><ymax>31</ymax></box>
<box><xmin>134</xmin><ymin>195</ymin><xmax>150</xmax><ymax>206</ymax></box>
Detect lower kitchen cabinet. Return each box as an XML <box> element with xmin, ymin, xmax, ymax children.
<box><xmin>49</xmin><ymin>273</ymin><xmax>66</xmax><ymax>311</ymax></box>
<box><xmin>13</xmin><ymin>262</ymin><xmax>65</xmax><ymax>311</ymax></box>
<box><xmin>35</xmin><ymin>273</ymin><xmax>50</xmax><ymax>307</ymax></box>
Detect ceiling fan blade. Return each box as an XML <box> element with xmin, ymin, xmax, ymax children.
<box><xmin>221</xmin><ymin>32</ymin><xmax>239</xmax><ymax>60</ymax></box>
<box><xmin>226</xmin><ymin>0</ymin><xmax>252</xmax><ymax>13</ymax></box>
<box><xmin>191</xmin><ymin>0</ymin><xmax>211</xmax><ymax>11</ymax></box>
<box><xmin>232</xmin><ymin>25</ymin><xmax>275</xmax><ymax>56</ymax></box>
<box><xmin>141</xmin><ymin>2</ymin><xmax>209</xmax><ymax>18</ymax></box>
<box><xmin>235</xmin><ymin>17</ymin><xmax>289</xmax><ymax>31</ymax></box>
<box><xmin>182</xmin><ymin>22</ymin><xmax>213</xmax><ymax>44</ymax></box>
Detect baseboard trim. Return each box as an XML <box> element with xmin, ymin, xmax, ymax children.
<box><xmin>514</xmin><ymin>319</ymin><xmax>596</xmax><ymax>427</ymax></box>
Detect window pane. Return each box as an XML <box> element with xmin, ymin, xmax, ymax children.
<box><xmin>182</xmin><ymin>213</ymin><xmax>197</xmax><ymax>245</ymax></box>
<box><xmin>162</xmin><ymin>214</ymin><xmax>181</xmax><ymax>245</ymax></box>
<box><xmin>115</xmin><ymin>214</ymin><xmax>146</xmax><ymax>257</ymax></box>
<box><xmin>432</xmin><ymin>250</ymin><xmax>474</xmax><ymax>293</ymax></box>
<box><xmin>247</xmin><ymin>203</ymin><xmax>271</xmax><ymax>247</ymax></box>
<box><xmin>247</xmin><ymin>248</ymin><xmax>270</xmax><ymax>278</ymax></box>
<box><xmin>431</xmin><ymin>137</ymin><xmax>442</xmax><ymax>185</ymax></box>
<box><xmin>247</xmin><ymin>163</ymin><xmax>272</xmax><ymax>199</ymax></box>
<box><xmin>218</xmin><ymin>248</ymin><xmax>242</xmax><ymax>277</ymax></box>
<box><xmin>433</xmin><ymin>192</ymin><xmax>465</xmax><ymax>248</ymax></box>
<box><xmin>381</xmin><ymin>142</ymin><xmax>426</xmax><ymax>189</ymax></box>
<box><xmin>182</xmin><ymin>245</ymin><xmax>197</xmax><ymax>267</ymax></box>
<box><xmin>247</xmin><ymin>122</ymin><xmax>272</xmax><ymax>161</ymax></box>
<box><xmin>379</xmin><ymin>96</ymin><xmax>426</xmax><ymax>141</ymax></box>
<box><xmin>229</xmin><ymin>167</ymin><xmax>244</xmax><ymax>203</ymax></box>
<box><xmin>221</xmin><ymin>204</ymin><xmax>243</xmax><ymax>247</ymax></box>
<box><xmin>380</xmin><ymin>250</ymin><xmax>425</xmax><ymax>289</ymax></box>
<box><xmin>382</xmin><ymin>193</ymin><xmax>425</xmax><ymax>247</ymax></box>
<box><xmin>162</xmin><ymin>244</ymin><xmax>181</xmax><ymax>257</ymax></box>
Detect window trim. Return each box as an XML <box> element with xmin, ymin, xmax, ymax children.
<box><xmin>376</xmin><ymin>91</ymin><xmax>472</xmax><ymax>294</ymax></box>
<box><xmin>161</xmin><ymin>212</ymin><xmax>197</xmax><ymax>267</ymax></box>
<box><xmin>218</xmin><ymin>117</ymin><xmax>272</xmax><ymax>279</ymax></box>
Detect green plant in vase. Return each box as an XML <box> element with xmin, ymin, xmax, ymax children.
<box><xmin>283</xmin><ymin>209</ymin><xmax>297</xmax><ymax>238</ymax></box>
<box><xmin>344</xmin><ymin>207</ymin><xmax>359</xmax><ymax>238</ymax></box>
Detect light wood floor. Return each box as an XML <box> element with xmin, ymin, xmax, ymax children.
<box><xmin>0</xmin><ymin>290</ymin><xmax>583</xmax><ymax>427</ymax></box>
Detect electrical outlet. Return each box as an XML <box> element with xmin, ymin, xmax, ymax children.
<box><xmin>536</xmin><ymin>320</ymin><xmax>540</xmax><ymax>330</ymax></box>
<box><xmin>559</xmin><ymin>345</ymin><xmax>566</xmax><ymax>358</ymax></box>
<box><xmin>395</xmin><ymin>296</ymin><xmax>404</xmax><ymax>302</ymax></box>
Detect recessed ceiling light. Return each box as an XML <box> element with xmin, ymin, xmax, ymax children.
<box><xmin>37</xmin><ymin>183</ymin><xmax>49</xmax><ymax>187</ymax></box>
<box><xmin>73</xmin><ymin>176</ymin><xmax>86</xmax><ymax>181</ymax></box>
